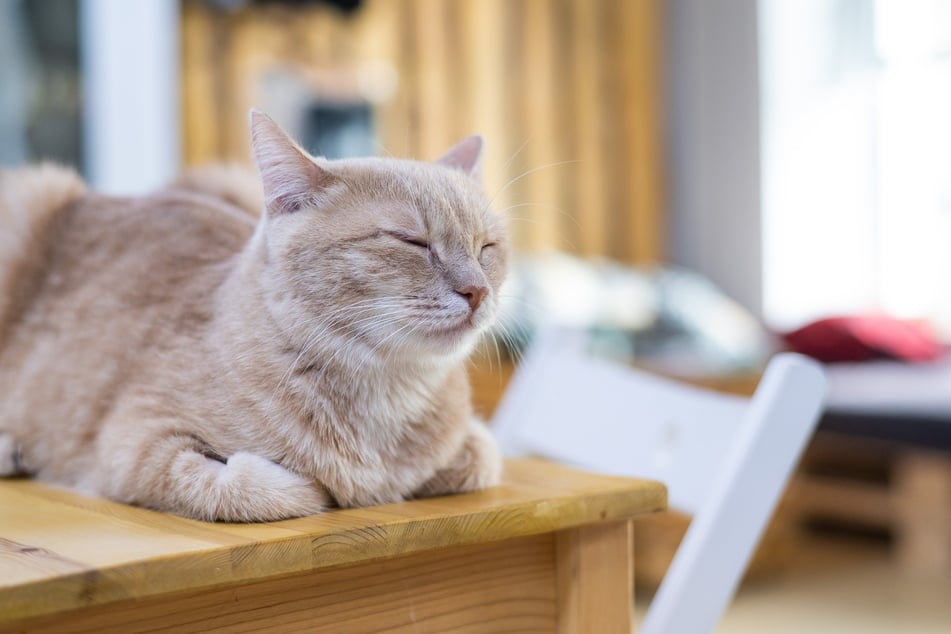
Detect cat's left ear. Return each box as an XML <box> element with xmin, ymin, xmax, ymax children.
<box><xmin>437</xmin><ymin>135</ymin><xmax>483</xmax><ymax>179</ymax></box>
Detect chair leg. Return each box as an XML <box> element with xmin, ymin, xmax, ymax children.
<box><xmin>556</xmin><ymin>519</ymin><xmax>634</xmax><ymax>633</ymax></box>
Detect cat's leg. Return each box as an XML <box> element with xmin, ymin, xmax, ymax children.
<box><xmin>414</xmin><ymin>419</ymin><xmax>502</xmax><ymax>498</ymax></box>
<box><xmin>101</xmin><ymin>432</ymin><xmax>329</xmax><ymax>522</ymax></box>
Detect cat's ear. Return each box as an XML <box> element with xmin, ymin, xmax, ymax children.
<box><xmin>249</xmin><ymin>109</ymin><xmax>335</xmax><ymax>215</ymax></box>
<box><xmin>437</xmin><ymin>135</ymin><xmax>483</xmax><ymax>178</ymax></box>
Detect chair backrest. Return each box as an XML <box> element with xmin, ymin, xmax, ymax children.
<box><xmin>491</xmin><ymin>328</ymin><xmax>827</xmax><ymax>634</ymax></box>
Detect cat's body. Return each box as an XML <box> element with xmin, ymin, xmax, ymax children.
<box><xmin>0</xmin><ymin>113</ymin><xmax>507</xmax><ymax>521</ymax></box>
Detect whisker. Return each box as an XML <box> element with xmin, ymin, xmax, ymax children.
<box><xmin>486</xmin><ymin>159</ymin><xmax>580</xmax><ymax>212</ymax></box>
<box><xmin>500</xmin><ymin>136</ymin><xmax>533</xmax><ymax>176</ymax></box>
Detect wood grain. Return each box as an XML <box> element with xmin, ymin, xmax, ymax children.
<box><xmin>571</xmin><ymin>0</ymin><xmax>606</xmax><ymax>257</ymax></box>
<box><xmin>0</xmin><ymin>459</ymin><xmax>665</xmax><ymax>625</ymax></box>
<box><xmin>7</xmin><ymin>534</ymin><xmax>558</xmax><ymax>634</ymax></box>
<box><xmin>620</xmin><ymin>0</ymin><xmax>665</xmax><ymax>265</ymax></box>
<box><xmin>556</xmin><ymin>520</ymin><xmax>634</xmax><ymax>634</ymax></box>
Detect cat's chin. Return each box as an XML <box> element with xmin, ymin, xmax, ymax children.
<box><xmin>417</xmin><ymin>320</ymin><xmax>483</xmax><ymax>357</ymax></box>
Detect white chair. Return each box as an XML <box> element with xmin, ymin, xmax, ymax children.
<box><xmin>492</xmin><ymin>327</ymin><xmax>827</xmax><ymax>634</ymax></box>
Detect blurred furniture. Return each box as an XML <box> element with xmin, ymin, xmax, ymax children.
<box><xmin>492</xmin><ymin>328</ymin><xmax>826</xmax><ymax>633</ymax></box>
<box><xmin>822</xmin><ymin>358</ymin><xmax>951</xmax><ymax>449</ymax></box>
<box><xmin>790</xmin><ymin>358</ymin><xmax>951</xmax><ymax>574</ymax></box>
<box><xmin>0</xmin><ymin>459</ymin><xmax>664</xmax><ymax>633</ymax></box>
<box><xmin>180</xmin><ymin>0</ymin><xmax>664</xmax><ymax>264</ymax></box>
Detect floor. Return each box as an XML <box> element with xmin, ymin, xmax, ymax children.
<box><xmin>636</xmin><ymin>533</ymin><xmax>951</xmax><ymax>633</ymax></box>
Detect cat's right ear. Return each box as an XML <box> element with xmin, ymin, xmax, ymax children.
<box><xmin>249</xmin><ymin>109</ymin><xmax>335</xmax><ymax>215</ymax></box>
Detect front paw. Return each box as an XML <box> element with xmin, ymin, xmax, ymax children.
<box><xmin>417</xmin><ymin>421</ymin><xmax>502</xmax><ymax>497</ymax></box>
<box><xmin>217</xmin><ymin>452</ymin><xmax>329</xmax><ymax>521</ymax></box>
<box><xmin>0</xmin><ymin>433</ymin><xmax>25</xmax><ymax>476</ymax></box>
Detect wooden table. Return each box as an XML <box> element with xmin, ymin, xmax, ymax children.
<box><xmin>0</xmin><ymin>459</ymin><xmax>665</xmax><ymax>633</ymax></box>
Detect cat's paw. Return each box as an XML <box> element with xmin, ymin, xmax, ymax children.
<box><xmin>214</xmin><ymin>452</ymin><xmax>330</xmax><ymax>522</ymax></box>
<box><xmin>457</xmin><ymin>421</ymin><xmax>503</xmax><ymax>491</ymax></box>
<box><xmin>0</xmin><ymin>433</ymin><xmax>22</xmax><ymax>476</ymax></box>
<box><xmin>416</xmin><ymin>421</ymin><xmax>503</xmax><ymax>497</ymax></box>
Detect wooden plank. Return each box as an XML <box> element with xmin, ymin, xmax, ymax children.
<box><xmin>412</xmin><ymin>0</ymin><xmax>451</xmax><ymax>160</ymax></box>
<box><xmin>600</xmin><ymin>0</ymin><xmax>626</xmax><ymax>262</ymax></box>
<box><xmin>620</xmin><ymin>0</ymin><xmax>665</xmax><ymax>264</ymax></box>
<box><xmin>223</xmin><ymin>8</ymin><xmax>258</xmax><ymax>162</ymax></box>
<box><xmin>786</xmin><ymin>474</ymin><xmax>895</xmax><ymax>527</ymax></box>
<box><xmin>549</xmin><ymin>0</ymin><xmax>579</xmax><ymax>254</ymax></box>
<box><xmin>556</xmin><ymin>519</ymin><xmax>634</xmax><ymax>634</ymax></box>
<box><xmin>521</xmin><ymin>0</ymin><xmax>561</xmax><ymax>253</ymax></box>
<box><xmin>0</xmin><ymin>459</ymin><xmax>665</xmax><ymax>623</ymax></box>
<box><xmin>180</xmin><ymin>1</ymin><xmax>222</xmax><ymax>165</ymax></box>
<box><xmin>571</xmin><ymin>0</ymin><xmax>606</xmax><ymax>257</ymax></box>
<box><xmin>893</xmin><ymin>451</ymin><xmax>951</xmax><ymax>574</ymax></box>
<box><xmin>498</xmin><ymin>0</ymin><xmax>528</xmax><ymax>246</ymax></box>
<box><xmin>441</xmin><ymin>0</ymin><xmax>468</xmax><ymax>144</ymax></box>
<box><xmin>0</xmin><ymin>538</ymin><xmax>92</xmax><ymax>586</ymax></box>
<box><xmin>6</xmin><ymin>534</ymin><xmax>558</xmax><ymax>634</ymax></box>
<box><xmin>350</xmin><ymin>0</ymin><xmax>403</xmax><ymax>158</ymax></box>
<box><xmin>461</xmin><ymin>0</ymin><xmax>508</xmax><ymax>211</ymax></box>
<box><xmin>394</xmin><ymin>0</ymin><xmax>421</xmax><ymax>158</ymax></box>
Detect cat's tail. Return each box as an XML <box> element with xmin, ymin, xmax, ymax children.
<box><xmin>0</xmin><ymin>163</ymin><xmax>86</xmax><ymax>230</ymax></box>
<box><xmin>169</xmin><ymin>164</ymin><xmax>264</xmax><ymax>219</ymax></box>
<box><xmin>0</xmin><ymin>164</ymin><xmax>86</xmax><ymax>328</ymax></box>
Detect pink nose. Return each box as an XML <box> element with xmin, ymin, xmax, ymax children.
<box><xmin>457</xmin><ymin>285</ymin><xmax>488</xmax><ymax>311</ymax></box>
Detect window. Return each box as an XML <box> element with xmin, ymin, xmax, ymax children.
<box><xmin>761</xmin><ymin>0</ymin><xmax>951</xmax><ymax>335</ymax></box>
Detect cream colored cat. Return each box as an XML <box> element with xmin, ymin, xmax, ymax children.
<box><xmin>0</xmin><ymin>111</ymin><xmax>507</xmax><ymax>522</ymax></box>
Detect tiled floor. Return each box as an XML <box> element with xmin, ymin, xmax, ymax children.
<box><xmin>637</xmin><ymin>535</ymin><xmax>951</xmax><ymax>633</ymax></box>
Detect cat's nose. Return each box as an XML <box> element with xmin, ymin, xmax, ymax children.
<box><xmin>457</xmin><ymin>285</ymin><xmax>488</xmax><ymax>312</ymax></box>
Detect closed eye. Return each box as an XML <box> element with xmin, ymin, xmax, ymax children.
<box><xmin>386</xmin><ymin>231</ymin><xmax>430</xmax><ymax>250</ymax></box>
<box><xmin>481</xmin><ymin>242</ymin><xmax>497</xmax><ymax>253</ymax></box>
<box><xmin>402</xmin><ymin>237</ymin><xmax>430</xmax><ymax>249</ymax></box>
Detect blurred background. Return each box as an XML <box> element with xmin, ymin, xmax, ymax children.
<box><xmin>2</xmin><ymin>0</ymin><xmax>951</xmax><ymax>631</ymax></box>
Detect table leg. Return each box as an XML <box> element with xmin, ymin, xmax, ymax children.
<box><xmin>556</xmin><ymin>519</ymin><xmax>634</xmax><ymax>633</ymax></box>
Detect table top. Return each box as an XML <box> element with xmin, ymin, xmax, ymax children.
<box><xmin>0</xmin><ymin>458</ymin><xmax>665</xmax><ymax>623</ymax></box>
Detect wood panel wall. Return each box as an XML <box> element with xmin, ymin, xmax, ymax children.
<box><xmin>181</xmin><ymin>0</ymin><xmax>664</xmax><ymax>264</ymax></box>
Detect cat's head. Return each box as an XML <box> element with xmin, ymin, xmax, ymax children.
<box><xmin>248</xmin><ymin>110</ymin><xmax>508</xmax><ymax>362</ymax></box>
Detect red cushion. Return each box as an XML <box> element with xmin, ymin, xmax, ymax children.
<box><xmin>782</xmin><ymin>315</ymin><xmax>943</xmax><ymax>363</ymax></box>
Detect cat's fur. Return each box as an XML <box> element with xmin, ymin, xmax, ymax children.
<box><xmin>0</xmin><ymin>111</ymin><xmax>507</xmax><ymax>522</ymax></box>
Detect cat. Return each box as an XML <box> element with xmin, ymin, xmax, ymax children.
<box><xmin>0</xmin><ymin>110</ymin><xmax>507</xmax><ymax>522</ymax></box>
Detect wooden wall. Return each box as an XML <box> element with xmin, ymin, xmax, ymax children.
<box><xmin>181</xmin><ymin>0</ymin><xmax>664</xmax><ymax>265</ymax></box>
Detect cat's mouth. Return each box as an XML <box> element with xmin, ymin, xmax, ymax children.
<box><xmin>431</xmin><ymin>315</ymin><xmax>479</xmax><ymax>340</ymax></box>
<box><xmin>434</xmin><ymin>320</ymin><xmax>472</xmax><ymax>337</ymax></box>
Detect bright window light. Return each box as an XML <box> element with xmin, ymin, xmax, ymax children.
<box><xmin>760</xmin><ymin>0</ymin><xmax>951</xmax><ymax>335</ymax></box>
